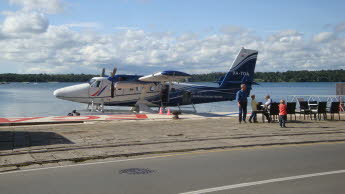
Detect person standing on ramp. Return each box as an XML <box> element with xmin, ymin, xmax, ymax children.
<box><xmin>236</xmin><ymin>84</ymin><xmax>248</xmax><ymax>123</ymax></box>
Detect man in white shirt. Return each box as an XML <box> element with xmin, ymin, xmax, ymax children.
<box><xmin>249</xmin><ymin>95</ymin><xmax>258</xmax><ymax>123</ymax></box>
<box><xmin>264</xmin><ymin>95</ymin><xmax>272</xmax><ymax>123</ymax></box>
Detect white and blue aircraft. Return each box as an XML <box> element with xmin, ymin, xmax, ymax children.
<box><xmin>53</xmin><ymin>48</ymin><xmax>258</xmax><ymax>112</ymax></box>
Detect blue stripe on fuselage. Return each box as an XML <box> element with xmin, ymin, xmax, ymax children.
<box><xmin>147</xmin><ymin>83</ymin><xmax>239</xmax><ymax>106</ymax></box>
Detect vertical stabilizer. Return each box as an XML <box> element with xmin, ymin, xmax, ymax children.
<box><xmin>220</xmin><ymin>47</ymin><xmax>258</xmax><ymax>88</ymax></box>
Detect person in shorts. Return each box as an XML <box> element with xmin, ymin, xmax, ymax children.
<box><xmin>279</xmin><ymin>99</ymin><xmax>287</xmax><ymax>128</ymax></box>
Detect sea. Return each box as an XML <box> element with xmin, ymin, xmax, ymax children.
<box><xmin>0</xmin><ymin>82</ymin><xmax>338</xmax><ymax>118</ymax></box>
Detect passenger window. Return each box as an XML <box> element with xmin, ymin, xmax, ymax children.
<box><xmin>118</xmin><ymin>77</ymin><xmax>127</xmax><ymax>81</ymax></box>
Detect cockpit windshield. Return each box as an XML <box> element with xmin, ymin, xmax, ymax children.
<box><xmin>89</xmin><ymin>79</ymin><xmax>96</xmax><ymax>85</ymax></box>
<box><xmin>89</xmin><ymin>79</ymin><xmax>101</xmax><ymax>87</ymax></box>
<box><xmin>94</xmin><ymin>81</ymin><xmax>101</xmax><ymax>87</ymax></box>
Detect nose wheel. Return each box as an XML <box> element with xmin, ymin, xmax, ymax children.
<box><xmin>87</xmin><ymin>101</ymin><xmax>105</xmax><ymax>112</ymax></box>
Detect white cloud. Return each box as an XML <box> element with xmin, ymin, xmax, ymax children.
<box><xmin>0</xmin><ymin>0</ymin><xmax>66</xmax><ymax>37</ymax></box>
<box><xmin>0</xmin><ymin>0</ymin><xmax>345</xmax><ymax>74</ymax></box>
<box><xmin>2</xmin><ymin>11</ymin><xmax>49</xmax><ymax>35</ymax></box>
<box><xmin>267</xmin><ymin>30</ymin><xmax>303</xmax><ymax>42</ymax></box>
<box><xmin>312</xmin><ymin>32</ymin><xmax>334</xmax><ymax>43</ymax></box>
<box><xmin>1</xmin><ymin>24</ymin><xmax>345</xmax><ymax>74</ymax></box>
<box><xmin>9</xmin><ymin>0</ymin><xmax>65</xmax><ymax>14</ymax></box>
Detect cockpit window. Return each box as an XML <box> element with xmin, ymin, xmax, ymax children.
<box><xmin>91</xmin><ymin>80</ymin><xmax>101</xmax><ymax>87</ymax></box>
<box><xmin>89</xmin><ymin>79</ymin><xmax>96</xmax><ymax>85</ymax></box>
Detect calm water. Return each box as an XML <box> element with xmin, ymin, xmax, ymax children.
<box><xmin>0</xmin><ymin>82</ymin><xmax>337</xmax><ymax>117</ymax></box>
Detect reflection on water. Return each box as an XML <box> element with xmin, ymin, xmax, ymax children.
<box><xmin>0</xmin><ymin>82</ymin><xmax>337</xmax><ymax>117</ymax></box>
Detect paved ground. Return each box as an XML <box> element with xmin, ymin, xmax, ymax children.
<box><xmin>0</xmin><ymin>142</ymin><xmax>345</xmax><ymax>194</ymax></box>
<box><xmin>0</xmin><ymin>113</ymin><xmax>344</xmax><ymax>172</ymax></box>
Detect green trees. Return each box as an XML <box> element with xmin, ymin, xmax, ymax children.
<box><xmin>0</xmin><ymin>73</ymin><xmax>96</xmax><ymax>82</ymax></box>
<box><xmin>253</xmin><ymin>70</ymin><xmax>345</xmax><ymax>82</ymax></box>
<box><xmin>0</xmin><ymin>70</ymin><xmax>344</xmax><ymax>82</ymax></box>
<box><xmin>189</xmin><ymin>72</ymin><xmax>225</xmax><ymax>82</ymax></box>
<box><xmin>190</xmin><ymin>70</ymin><xmax>345</xmax><ymax>82</ymax></box>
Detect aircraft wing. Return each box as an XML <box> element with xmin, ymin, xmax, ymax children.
<box><xmin>138</xmin><ymin>70</ymin><xmax>191</xmax><ymax>82</ymax></box>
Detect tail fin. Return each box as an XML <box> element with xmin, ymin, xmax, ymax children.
<box><xmin>219</xmin><ymin>47</ymin><xmax>258</xmax><ymax>88</ymax></box>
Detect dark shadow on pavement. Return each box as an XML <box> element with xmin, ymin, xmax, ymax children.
<box><xmin>193</xmin><ymin>112</ymin><xmax>232</xmax><ymax>117</ymax></box>
<box><xmin>285</xmin><ymin>126</ymin><xmax>331</xmax><ymax>129</ymax></box>
<box><xmin>286</xmin><ymin>120</ymin><xmax>314</xmax><ymax>123</ymax></box>
<box><xmin>0</xmin><ymin>131</ymin><xmax>74</xmax><ymax>151</ymax></box>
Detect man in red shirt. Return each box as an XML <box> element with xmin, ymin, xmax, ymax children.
<box><xmin>279</xmin><ymin>99</ymin><xmax>287</xmax><ymax>128</ymax></box>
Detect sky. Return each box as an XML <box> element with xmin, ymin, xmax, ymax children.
<box><xmin>0</xmin><ymin>0</ymin><xmax>345</xmax><ymax>74</ymax></box>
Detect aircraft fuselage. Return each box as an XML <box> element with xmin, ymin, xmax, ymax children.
<box><xmin>54</xmin><ymin>78</ymin><xmax>236</xmax><ymax>107</ymax></box>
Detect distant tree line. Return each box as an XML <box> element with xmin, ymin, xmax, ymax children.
<box><xmin>254</xmin><ymin>70</ymin><xmax>345</xmax><ymax>82</ymax></box>
<box><xmin>189</xmin><ymin>72</ymin><xmax>225</xmax><ymax>82</ymax></box>
<box><xmin>190</xmin><ymin>70</ymin><xmax>345</xmax><ymax>82</ymax></box>
<box><xmin>1</xmin><ymin>70</ymin><xmax>345</xmax><ymax>82</ymax></box>
<box><xmin>0</xmin><ymin>73</ymin><xmax>96</xmax><ymax>82</ymax></box>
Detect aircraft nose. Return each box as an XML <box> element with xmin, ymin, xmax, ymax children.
<box><xmin>53</xmin><ymin>88</ymin><xmax>63</xmax><ymax>98</ymax></box>
<box><xmin>53</xmin><ymin>83</ymin><xmax>90</xmax><ymax>99</ymax></box>
<box><xmin>53</xmin><ymin>88</ymin><xmax>70</xmax><ymax>99</ymax></box>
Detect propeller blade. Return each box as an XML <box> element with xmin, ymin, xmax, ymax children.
<box><xmin>111</xmin><ymin>67</ymin><xmax>117</xmax><ymax>77</ymax></box>
<box><xmin>111</xmin><ymin>82</ymin><xmax>115</xmax><ymax>98</ymax></box>
<box><xmin>110</xmin><ymin>66</ymin><xmax>117</xmax><ymax>98</ymax></box>
<box><xmin>100</xmin><ymin>68</ymin><xmax>105</xmax><ymax>77</ymax></box>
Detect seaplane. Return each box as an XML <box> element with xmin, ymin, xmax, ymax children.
<box><xmin>53</xmin><ymin>47</ymin><xmax>258</xmax><ymax>113</ymax></box>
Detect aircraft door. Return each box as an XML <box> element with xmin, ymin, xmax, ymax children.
<box><xmin>160</xmin><ymin>84</ymin><xmax>170</xmax><ymax>106</ymax></box>
<box><xmin>182</xmin><ymin>91</ymin><xmax>192</xmax><ymax>105</ymax></box>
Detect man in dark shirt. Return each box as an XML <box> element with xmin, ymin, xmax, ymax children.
<box><xmin>236</xmin><ymin>84</ymin><xmax>248</xmax><ymax>123</ymax></box>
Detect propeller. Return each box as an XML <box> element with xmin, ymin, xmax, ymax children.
<box><xmin>100</xmin><ymin>68</ymin><xmax>106</xmax><ymax>77</ymax></box>
<box><xmin>111</xmin><ymin>82</ymin><xmax>115</xmax><ymax>98</ymax></box>
<box><xmin>111</xmin><ymin>67</ymin><xmax>117</xmax><ymax>77</ymax></box>
<box><xmin>110</xmin><ymin>67</ymin><xmax>117</xmax><ymax>98</ymax></box>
